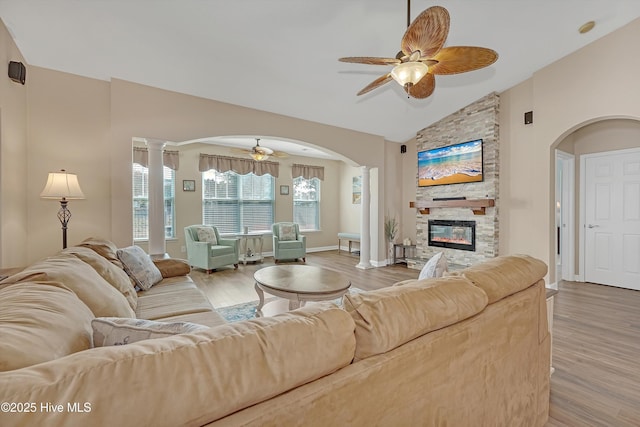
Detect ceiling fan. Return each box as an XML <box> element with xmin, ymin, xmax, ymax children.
<box><xmin>339</xmin><ymin>1</ymin><xmax>498</xmax><ymax>99</ymax></box>
<box><xmin>231</xmin><ymin>138</ymin><xmax>289</xmax><ymax>161</ymax></box>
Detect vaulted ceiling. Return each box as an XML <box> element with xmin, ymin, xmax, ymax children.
<box><xmin>2</xmin><ymin>0</ymin><xmax>640</xmax><ymax>144</ymax></box>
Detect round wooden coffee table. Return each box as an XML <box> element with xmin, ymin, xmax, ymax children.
<box><xmin>254</xmin><ymin>265</ymin><xmax>351</xmax><ymax>316</ymax></box>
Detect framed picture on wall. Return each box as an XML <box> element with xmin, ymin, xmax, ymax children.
<box><xmin>280</xmin><ymin>185</ymin><xmax>290</xmax><ymax>195</ymax></box>
<box><xmin>352</xmin><ymin>176</ymin><xmax>362</xmax><ymax>204</ymax></box>
<box><xmin>183</xmin><ymin>180</ymin><xmax>196</xmax><ymax>192</ymax></box>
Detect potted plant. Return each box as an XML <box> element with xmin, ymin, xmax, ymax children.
<box><xmin>384</xmin><ymin>214</ymin><xmax>398</xmax><ymax>261</ymax></box>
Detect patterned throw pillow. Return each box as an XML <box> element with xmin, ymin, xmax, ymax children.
<box><xmin>92</xmin><ymin>317</ymin><xmax>209</xmax><ymax>347</ymax></box>
<box><xmin>196</xmin><ymin>226</ymin><xmax>217</xmax><ymax>245</ymax></box>
<box><xmin>278</xmin><ymin>223</ymin><xmax>297</xmax><ymax>241</ymax></box>
<box><xmin>418</xmin><ymin>252</ymin><xmax>448</xmax><ymax>280</ymax></box>
<box><xmin>116</xmin><ymin>245</ymin><xmax>163</xmax><ymax>291</ymax></box>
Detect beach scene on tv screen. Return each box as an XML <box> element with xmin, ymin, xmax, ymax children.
<box><xmin>418</xmin><ymin>139</ymin><xmax>483</xmax><ymax>187</ymax></box>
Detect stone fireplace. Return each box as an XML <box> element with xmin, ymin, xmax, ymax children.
<box><xmin>412</xmin><ymin>93</ymin><xmax>499</xmax><ymax>269</ymax></box>
<box><xmin>428</xmin><ymin>220</ymin><xmax>476</xmax><ymax>252</ymax></box>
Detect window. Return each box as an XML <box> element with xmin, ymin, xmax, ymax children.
<box><xmin>293</xmin><ymin>176</ymin><xmax>320</xmax><ymax>231</ymax></box>
<box><xmin>202</xmin><ymin>170</ymin><xmax>274</xmax><ymax>234</ymax></box>
<box><xmin>132</xmin><ymin>163</ymin><xmax>175</xmax><ymax>240</ymax></box>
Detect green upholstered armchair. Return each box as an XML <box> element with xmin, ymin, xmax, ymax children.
<box><xmin>184</xmin><ymin>225</ymin><xmax>239</xmax><ymax>273</ymax></box>
<box><xmin>272</xmin><ymin>222</ymin><xmax>306</xmax><ymax>263</ymax></box>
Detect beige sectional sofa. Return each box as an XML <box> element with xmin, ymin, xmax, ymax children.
<box><xmin>0</xmin><ymin>238</ymin><xmax>550</xmax><ymax>427</ymax></box>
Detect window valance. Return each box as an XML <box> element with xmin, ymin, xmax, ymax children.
<box><xmin>133</xmin><ymin>147</ymin><xmax>180</xmax><ymax>171</ymax></box>
<box><xmin>292</xmin><ymin>163</ymin><xmax>325</xmax><ymax>181</ymax></box>
<box><xmin>199</xmin><ymin>154</ymin><xmax>280</xmax><ymax>177</ymax></box>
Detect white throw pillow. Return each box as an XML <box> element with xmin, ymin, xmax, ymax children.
<box><xmin>116</xmin><ymin>245</ymin><xmax>163</xmax><ymax>291</ymax></box>
<box><xmin>278</xmin><ymin>223</ymin><xmax>297</xmax><ymax>241</ymax></box>
<box><xmin>418</xmin><ymin>252</ymin><xmax>448</xmax><ymax>280</ymax></box>
<box><xmin>92</xmin><ymin>317</ymin><xmax>209</xmax><ymax>347</ymax></box>
<box><xmin>196</xmin><ymin>226</ymin><xmax>218</xmax><ymax>245</ymax></box>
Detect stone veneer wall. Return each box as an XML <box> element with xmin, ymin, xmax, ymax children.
<box><xmin>414</xmin><ymin>92</ymin><xmax>499</xmax><ymax>268</ymax></box>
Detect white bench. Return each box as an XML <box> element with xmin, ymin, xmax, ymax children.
<box><xmin>337</xmin><ymin>233</ymin><xmax>360</xmax><ymax>254</ymax></box>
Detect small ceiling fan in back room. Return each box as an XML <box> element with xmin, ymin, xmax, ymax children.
<box><xmin>339</xmin><ymin>0</ymin><xmax>498</xmax><ymax>99</ymax></box>
<box><xmin>231</xmin><ymin>138</ymin><xmax>289</xmax><ymax>162</ymax></box>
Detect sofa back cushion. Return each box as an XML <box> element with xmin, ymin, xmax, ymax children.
<box><xmin>458</xmin><ymin>255</ymin><xmax>548</xmax><ymax>304</ymax></box>
<box><xmin>78</xmin><ymin>236</ymin><xmax>123</xmax><ymax>269</ymax></box>
<box><xmin>0</xmin><ymin>253</ymin><xmax>135</xmax><ymax>318</ymax></box>
<box><xmin>343</xmin><ymin>276</ymin><xmax>488</xmax><ymax>360</ymax></box>
<box><xmin>63</xmin><ymin>246</ymin><xmax>138</xmax><ymax>310</ymax></box>
<box><xmin>0</xmin><ymin>305</ymin><xmax>356</xmax><ymax>426</ymax></box>
<box><xmin>0</xmin><ymin>281</ymin><xmax>94</xmax><ymax>371</ymax></box>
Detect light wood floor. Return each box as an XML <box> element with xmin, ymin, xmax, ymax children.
<box><xmin>190</xmin><ymin>251</ymin><xmax>640</xmax><ymax>426</ymax></box>
<box><xmin>546</xmin><ymin>280</ymin><xmax>640</xmax><ymax>426</ymax></box>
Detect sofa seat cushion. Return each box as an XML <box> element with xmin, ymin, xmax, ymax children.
<box><xmin>137</xmin><ymin>276</ymin><xmax>198</xmax><ymax>296</ymax></box>
<box><xmin>135</xmin><ymin>287</ymin><xmax>214</xmax><ymax>320</ymax></box>
<box><xmin>0</xmin><ymin>281</ymin><xmax>94</xmax><ymax>371</ymax></box>
<box><xmin>160</xmin><ymin>310</ymin><xmax>227</xmax><ymax>328</ymax></box>
<box><xmin>210</xmin><ymin>245</ymin><xmax>235</xmax><ymax>256</ymax></box>
<box><xmin>63</xmin><ymin>246</ymin><xmax>138</xmax><ymax>310</ymax></box>
<box><xmin>0</xmin><ymin>253</ymin><xmax>135</xmax><ymax>318</ymax></box>
<box><xmin>459</xmin><ymin>255</ymin><xmax>548</xmax><ymax>304</ymax></box>
<box><xmin>343</xmin><ymin>276</ymin><xmax>488</xmax><ymax>360</ymax></box>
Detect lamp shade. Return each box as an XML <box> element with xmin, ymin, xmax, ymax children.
<box><xmin>40</xmin><ymin>170</ymin><xmax>85</xmax><ymax>200</ymax></box>
<box><xmin>390</xmin><ymin>62</ymin><xmax>429</xmax><ymax>87</ymax></box>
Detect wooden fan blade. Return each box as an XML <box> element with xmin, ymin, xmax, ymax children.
<box><xmin>405</xmin><ymin>73</ymin><xmax>435</xmax><ymax>99</ymax></box>
<box><xmin>401</xmin><ymin>6</ymin><xmax>449</xmax><ymax>58</ymax></box>
<box><xmin>271</xmin><ymin>151</ymin><xmax>289</xmax><ymax>158</ymax></box>
<box><xmin>231</xmin><ymin>148</ymin><xmax>251</xmax><ymax>154</ymax></box>
<box><xmin>357</xmin><ymin>73</ymin><xmax>394</xmax><ymax>96</ymax></box>
<box><xmin>339</xmin><ymin>56</ymin><xmax>401</xmax><ymax>66</ymax></box>
<box><xmin>429</xmin><ymin>46</ymin><xmax>498</xmax><ymax>75</ymax></box>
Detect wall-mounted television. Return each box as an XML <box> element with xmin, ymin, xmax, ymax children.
<box><xmin>418</xmin><ymin>139</ymin><xmax>483</xmax><ymax>187</ymax></box>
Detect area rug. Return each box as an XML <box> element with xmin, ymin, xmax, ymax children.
<box><xmin>216</xmin><ymin>288</ymin><xmax>364</xmax><ymax>323</ymax></box>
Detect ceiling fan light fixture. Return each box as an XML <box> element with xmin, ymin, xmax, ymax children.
<box><xmin>391</xmin><ymin>61</ymin><xmax>429</xmax><ymax>87</ymax></box>
<box><xmin>250</xmin><ymin>151</ymin><xmax>269</xmax><ymax>161</ymax></box>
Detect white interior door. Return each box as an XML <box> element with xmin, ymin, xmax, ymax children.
<box><xmin>584</xmin><ymin>149</ymin><xmax>640</xmax><ymax>290</ymax></box>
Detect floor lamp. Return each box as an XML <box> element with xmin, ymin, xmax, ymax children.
<box><xmin>40</xmin><ymin>169</ymin><xmax>85</xmax><ymax>249</ymax></box>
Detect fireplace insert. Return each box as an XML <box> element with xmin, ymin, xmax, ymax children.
<box><xmin>428</xmin><ymin>220</ymin><xmax>476</xmax><ymax>252</ymax></box>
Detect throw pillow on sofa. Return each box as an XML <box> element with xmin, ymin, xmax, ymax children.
<box><xmin>92</xmin><ymin>317</ymin><xmax>209</xmax><ymax>346</ymax></box>
<box><xmin>418</xmin><ymin>252</ymin><xmax>448</xmax><ymax>280</ymax></box>
<box><xmin>117</xmin><ymin>246</ymin><xmax>163</xmax><ymax>291</ymax></box>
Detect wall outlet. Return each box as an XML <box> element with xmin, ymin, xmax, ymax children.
<box><xmin>181</xmin><ymin>246</ymin><xmax>186</xmax><ymax>253</ymax></box>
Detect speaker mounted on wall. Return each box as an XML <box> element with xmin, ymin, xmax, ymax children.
<box><xmin>400</xmin><ymin>144</ymin><xmax>407</xmax><ymax>153</ymax></box>
<box><xmin>8</xmin><ymin>61</ymin><xmax>26</xmax><ymax>85</ymax></box>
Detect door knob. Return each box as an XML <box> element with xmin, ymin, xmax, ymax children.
<box><xmin>587</xmin><ymin>224</ymin><xmax>599</xmax><ymax>228</ymax></box>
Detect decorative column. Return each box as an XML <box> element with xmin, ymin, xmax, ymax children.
<box><xmin>356</xmin><ymin>165</ymin><xmax>373</xmax><ymax>270</ymax></box>
<box><xmin>147</xmin><ymin>139</ymin><xmax>166</xmax><ymax>256</ymax></box>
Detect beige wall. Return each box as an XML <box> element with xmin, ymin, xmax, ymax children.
<box><xmin>339</xmin><ymin>163</ymin><xmax>363</xmax><ymax>236</ymax></box>
<box><xmin>27</xmin><ymin>67</ymin><xmax>111</xmax><ymax>262</ymax></box>
<box><xmin>0</xmin><ymin>20</ymin><xmax>28</xmax><ymax>266</ymax></box>
<box><xmin>499</xmin><ymin>17</ymin><xmax>640</xmax><ymax>281</ymax></box>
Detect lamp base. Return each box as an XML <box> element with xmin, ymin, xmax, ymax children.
<box><xmin>57</xmin><ymin>199</ymin><xmax>71</xmax><ymax>249</ymax></box>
